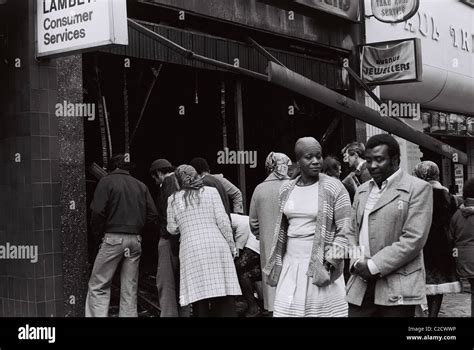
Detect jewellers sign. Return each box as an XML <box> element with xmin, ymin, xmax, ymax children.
<box><xmin>293</xmin><ymin>0</ymin><xmax>359</xmax><ymax>21</ymax></box>
<box><xmin>37</xmin><ymin>0</ymin><xmax>128</xmax><ymax>57</ymax></box>
<box><xmin>361</xmin><ymin>38</ymin><xmax>422</xmax><ymax>85</ymax></box>
<box><xmin>371</xmin><ymin>0</ymin><xmax>419</xmax><ymax>23</ymax></box>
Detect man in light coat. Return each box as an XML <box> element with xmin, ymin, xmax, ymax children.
<box><xmin>346</xmin><ymin>134</ymin><xmax>433</xmax><ymax>317</ymax></box>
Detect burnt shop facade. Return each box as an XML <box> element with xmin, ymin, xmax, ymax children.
<box><xmin>0</xmin><ymin>0</ymin><xmax>363</xmax><ymax>316</ymax></box>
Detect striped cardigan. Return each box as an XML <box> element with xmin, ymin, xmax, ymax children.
<box><xmin>263</xmin><ymin>173</ymin><xmax>352</xmax><ymax>287</ymax></box>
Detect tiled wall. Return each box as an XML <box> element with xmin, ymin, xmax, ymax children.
<box><xmin>0</xmin><ymin>1</ymin><xmax>87</xmax><ymax>317</ymax></box>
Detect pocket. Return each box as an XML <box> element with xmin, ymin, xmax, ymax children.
<box><xmin>386</xmin><ymin>267</ymin><xmax>423</xmax><ymax>301</ymax></box>
<box><xmin>104</xmin><ymin>237</ymin><xmax>123</xmax><ymax>246</ymax></box>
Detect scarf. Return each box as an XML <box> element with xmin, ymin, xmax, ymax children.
<box><xmin>265</xmin><ymin>152</ymin><xmax>291</xmax><ymax>180</ymax></box>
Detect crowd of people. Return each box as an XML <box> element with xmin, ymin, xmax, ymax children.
<box><xmin>85</xmin><ymin>133</ymin><xmax>474</xmax><ymax>318</ymax></box>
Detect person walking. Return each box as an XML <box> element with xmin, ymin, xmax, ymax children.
<box><xmin>167</xmin><ymin>165</ymin><xmax>241</xmax><ymax>317</ymax></box>
<box><xmin>248</xmin><ymin>152</ymin><xmax>291</xmax><ymax>315</ymax></box>
<box><xmin>86</xmin><ymin>154</ymin><xmax>158</xmax><ymax>317</ymax></box>
<box><xmin>264</xmin><ymin>138</ymin><xmax>351</xmax><ymax>317</ymax></box>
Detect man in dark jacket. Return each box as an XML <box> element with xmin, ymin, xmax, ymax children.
<box><xmin>150</xmin><ymin>158</ymin><xmax>189</xmax><ymax>317</ymax></box>
<box><xmin>450</xmin><ymin>177</ymin><xmax>474</xmax><ymax>317</ymax></box>
<box><xmin>86</xmin><ymin>155</ymin><xmax>158</xmax><ymax>317</ymax></box>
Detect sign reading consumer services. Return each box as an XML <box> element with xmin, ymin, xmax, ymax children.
<box><xmin>37</xmin><ymin>0</ymin><xmax>128</xmax><ymax>57</ymax></box>
<box><xmin>361</xmin><ymin>38</ymin><xmax>422</xmax><ymax>85</ymax></box>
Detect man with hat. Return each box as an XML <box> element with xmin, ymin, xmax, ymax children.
<box><xmin>150</xmin><ymin>159</ymin><xmax>189</xmax><ymax>317</ymax></box>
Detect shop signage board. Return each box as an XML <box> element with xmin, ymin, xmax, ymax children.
<box><xmin>371</xmin><ymin>0</ymin><xmax>419</xmax><ymax>23</ymax></box>
<box><xmin>37</xmin><ymin>0</ymin><xmax>128</xmax><ymax>57</ymax></box>
<box><xmin>361</xmin><ymin>38</ymin><xmax>422</xmax><ymax>85</ymax></box>
<box><xmin>292</xmin><ymin>0</ymin><xmax>359</xmax><ymax>21</ymax></box>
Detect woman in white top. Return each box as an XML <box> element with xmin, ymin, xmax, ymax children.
<box><xmin>264</xmin><ymin>137</ymin><xmax>352</xmax><ymax>317</ymax></box>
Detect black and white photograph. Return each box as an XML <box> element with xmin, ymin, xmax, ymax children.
<box><xmin>0</xmin><ymin>0</ymin><xmax>473</xmax><ymax>346</ymax></box>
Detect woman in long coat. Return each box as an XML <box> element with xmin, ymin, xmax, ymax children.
<box><xmin>167</xmin><ymin>165</ymin><xmax>241</xmax><ymax>316</ymax></box>
<box><xmin>249</xmin><ymin>152</ymin><xmax>291</xmax><ymax>314</ymax></box>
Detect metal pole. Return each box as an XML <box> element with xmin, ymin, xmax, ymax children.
<box><xmin>267</xmin><ymin>62</ymin><xmax>468</xmax><ymax>164</ymax></box>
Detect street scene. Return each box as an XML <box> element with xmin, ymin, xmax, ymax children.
<box><xmin>0</xmin><ymin>0</ymin><xmax>473</xmax><ymax>331</ymax></box>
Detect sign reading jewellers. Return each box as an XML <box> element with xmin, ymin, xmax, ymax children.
<box><xmin>37</xmin><ymin>0</ymin><xmax>128</xmax><ymax>57</ymax></box>
<box><xmin>293</xmin><ymin>0</ymin><xmax>359</xmax><ymax>21</ymax></box>
<box><xmin>361</xmin><ymin>38</ymin><xmax>422</xmax><ymax>85</ymax></box>
<box><xmin>371</xmin><ymin>0</ymin><xmax>419</xmax><ymax>23</ymax></box>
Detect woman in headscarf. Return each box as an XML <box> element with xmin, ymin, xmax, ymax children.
<box><xmin>413</xmin><ymin>161</ymin><xmax>461</xmax><ymax>317</ymax></box>
<box><xmin>264</xmin><ymin>137</ymin><xmax>351</xmax><ymax>317</ymax></box>
<box><xmin>167</xmin><ymin>165</ymin><xmax>241</xmax><ymax>317</ymax></box>
<box><xmin>249</xmin><ymin>152</ymin><xmax>291</xmax><ymax>315</ymax></box>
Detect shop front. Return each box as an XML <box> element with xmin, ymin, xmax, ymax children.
<box><xmin>364</xmin><ymin>0</ymin><xmax>474</xmax><ymax>192</ymax></box>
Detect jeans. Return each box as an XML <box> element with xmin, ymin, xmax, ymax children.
<box><xmin>85</xmin><ymin>233</ymin><xmax>142</xmax><ymax>317</ymax></box>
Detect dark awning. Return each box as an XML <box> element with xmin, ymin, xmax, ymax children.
<box><xmin>112</xmin><ymin>19</ymin><xmax>468</xmax><ymax>165</ymax></box>
<box><xmin>100</xmin><ymin>19</ymin><xmax>344</xmax><ymax>90</ymax></box>
<box><xmin>267</xmin><ymin>62</ymin><xmax>468</xmax><ymax>164</ymax></box>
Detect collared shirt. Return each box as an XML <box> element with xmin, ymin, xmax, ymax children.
<box><xmin>356</xmin><ymin>160</ymin><xmax>366</xmax><ymax>172</ymax></box>
<box><xmin>359</xmin><ymin>168</ymin><xmax>401</xmax><ymax>275</ymax></box>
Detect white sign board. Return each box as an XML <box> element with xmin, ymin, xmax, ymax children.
<box><xmin>361</xmin><ymin>38</ymin><xmax>422</xmax><ymax>85</ymax></box>
<box><xmin>37</xmin><ymin>0</ymin><xmax>128</xmax><ymax>57</ymax></box>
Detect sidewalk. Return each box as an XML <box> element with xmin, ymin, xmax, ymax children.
<box><xmin>439</xmin><ymin>293</ymin><xmax>471</xmax><ymax>317</ymax></box>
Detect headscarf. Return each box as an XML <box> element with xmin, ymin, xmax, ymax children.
<box><xmin>265</xmin><ymin>152</ymin><xmax>292</xmax><ymax>180</ymax></box>
<box><xmin>174</xmin><ymin>165</ymin><xmax>203</xmax><ymax>190</ymax></box>
<box><xmin>294</xmin><ymin>137</ymin><xmax>322</xmax><ymax>160</ymax></box>
<box><xmin>413</xmin><ymin>161</ymin><xmax>440</xmax><ymax>182</ymax></box>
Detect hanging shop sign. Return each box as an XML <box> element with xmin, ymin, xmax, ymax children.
<box><xmin>421</xmin><ymin>110</ymin><xmax>474</xmax><ymax>138</ymax></box>
<box><xmin>37</xmin><ymin>0</ymin><xmax>128</xmax><ymax>57</ymax></box>
<box><xmin>361</xmin><ymin>38</ymin><xmax>422</xmax><ymax>85</ymax></box>
<box><xmin>371</xmin><ymin>0</ymin><xmax>419</xmax><ymax>23</ymax></box>
<box><xmin>292</xmin><ymin>0</ymin><xmax>359</xmax><ymax>21</ymax></box>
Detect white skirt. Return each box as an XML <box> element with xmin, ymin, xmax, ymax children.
<box><xmin>273</xmin><ymin>236</ymin><xmax>348</xmax><ymax>317</ymax></box>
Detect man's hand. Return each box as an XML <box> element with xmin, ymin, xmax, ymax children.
<box><xmin>353</xmin><ymin>259</ymin><xmax>376</xmax><ymax>281</ymax></box>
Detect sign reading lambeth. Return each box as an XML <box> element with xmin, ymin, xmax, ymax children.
<box><xmin>37</xmin><ymin>0</ymin><xmax>128</xmax><ymax>57</ymax></box>
<box><xmin>361</xmin><ymin>38</ymin><xmax>422</xmax><ymax>85</ymax></box>
<box><xmin>371</xmin><ymin>0</ymin><xmax>419</xmax><ymax>23</ymax></box>
<box><xmin>293</xmin><ymin>0</ymin><xmax>359</xmax><ymax>21</ymax></box>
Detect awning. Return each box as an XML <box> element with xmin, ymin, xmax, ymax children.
<box><xmin>101</xmin><ymin>19</ymin><xmax>344</xmax><ymax>90</ymax></box>
<box><xmin>267</xmin><ymin>62</ymin><xmax>468</xmax><ymax>164</ymax></box>
<box><xmin>121</xmin><ymin>19</ymin><xmax>468</xmax><ymax>165</ymax></box>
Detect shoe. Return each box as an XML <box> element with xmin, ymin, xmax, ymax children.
<box><xmin>245</xmin><ymin>307</ymin><xmax>261</xmax><ymax>317</ymax></box>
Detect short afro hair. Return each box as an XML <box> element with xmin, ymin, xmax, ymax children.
<box><xmin>463</xmin><ymin>177</ymin><xmax>474</xmax><ymax>199</ymax></box>
<box><xmin>366</xmin><ymin>134</ymin><xmax>401</xmax><ymax>158</ymax></box>
<box><xmin>189</xmin><ymin>157</ymin><xmax>210</xmax><ymax>174</ymax></box>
